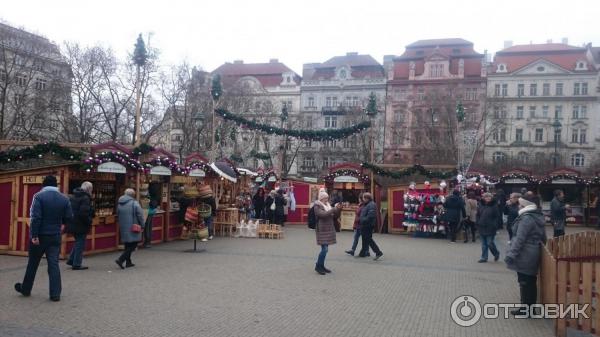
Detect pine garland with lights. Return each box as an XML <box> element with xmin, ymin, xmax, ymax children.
<box><xmin>323</xmin><ymin>169</ymin><xmax>370</xmax><ymax>184</ymax></box>
<box><xmin>142</xmin><ymin>157</ymin><xmax>186</xmax><ymax>174</ymax></box>
<box><xmin>0</xmin><ymin>142</ymin><xmax>82</xmax><ymax>163</ymax></box>
<box><xmin>249</xmin><ymin>150</ymin><xmax>271</xmax><ymax>161</ymax></box>
<box><xmin>215</xmin><ymin>109</ymin><xmax>371</xmax><ymax>141</ymax></box>
<box><xmin>82</xmin><ymin>151</ymin><xmax>143</xmax><ymax>172</ymax></box>
<box><xmin>132</xmin><ymin>143</ymin><xmax>155</xmax><ymax>156</ymax></box>
<box><xmin>361</xmin><ymin>163</ymin><xmax>457</xmax><ymax>179</ymax></box>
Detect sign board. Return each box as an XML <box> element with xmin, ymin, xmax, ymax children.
<box><xmin>23</xmin><ymin>176</ymin><xmax>62</xmax><ymax>184</ymax></box>
<box><xmin>97</xmin><ymin>162</ymin><xmax>126</xmax><ymax>174</ymax></box>
<box><xmin>303</xmin><ymin>177</ymin><xmax>318</xmax><ymax>183</ymax></box>
<box><xmin>150</xmin><ymin>166</ymin><xmax>172</xmax><ymax>176</ymax></box>
<box><xmin>189</xmin><ymin>169</ymin><xmax>206</xmax><ymax>177</ymax></box>
<box><xmin>552</xmin><ymin>179</ymin><xmax>576</xmax><ymax>185</ymax></box>
<box><xmin>255</xmin><ymin>177</ymin><xmax>264</xmax><ymax>183</ymax></box>
<box><xmin>504</xmin><ymin>178</ymin><xmax>528</xmax><ymax>184</ymax></box>
<box><xmin>268</xmin><ymin>176</ymin><xmax>277</xmax><ymax>182</ymax></box>
<box><xmin>333</xmin><ymin>175</ymin><xmax>359</xmax><ymax>183</ymax></box>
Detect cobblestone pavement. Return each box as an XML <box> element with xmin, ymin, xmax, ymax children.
<box><xmin>1</xmin><ymin>226</ymin><xmax>578</xmax><ymax>337</ymax></box>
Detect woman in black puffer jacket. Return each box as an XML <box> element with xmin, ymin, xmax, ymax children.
<box><xmin>476</xmin><ymin>193</ymin><xmax>501</xmax><ymax>263</ymax></box>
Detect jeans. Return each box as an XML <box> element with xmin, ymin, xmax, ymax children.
<box><xmin>317</xmin><ymin>245</ymin><xmax>328</xmax><ymax>266</ymax></box>
<box><xmin>517</xmin><ymin>272</ymin><xmax>537</xmax><ymax>306</ymax></box>
<box><xmin>480</xmin><ymin>234</ymin><xmax>499</xmax><ymax>260</ymax></box>
<box><xmin>67</xmin><ymin>233</ymin><xmax>87</xmax><ymax>267</ymax></box>
<box><xmin>21</xmin><ymin>234</ymin><xmax>62</xmax><ymax>298</ymax></box>
<box><xmin>205</xmin><ymin>216</ymin><xmax>214</xmax><ymax>237</ymax></box>
<box><xmin>360</xmin><ymin>225</ymin><xmax>382</xmax><ymax>256</ymax></box>
<box><xmin>350</xmin><ymin>229</ymin><xmax>361</xmax><ymax>252</ymax></box>
<box><xmin>118</xmin><ymin>242</ymin><xmax>138</xmax><ymax>264</ymax></box>
<box><xmin>144</xmin><ymin>215</ymin><xmax>153</xmax><ymax>246</ymax></box>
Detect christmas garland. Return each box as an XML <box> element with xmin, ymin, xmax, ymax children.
<box><xmin>142</xmin><ymin>157</ymin><xmax>186</xmax><ymax>174</ymax></box>
<box><xmin>498</xmin><ymin>173</ymin><xmax>537</xmax><ymax>184</ymax></box>
<box><xmin>361</xmin><ymin>163</ymin><xmax>457</xmax><ymax>179</ymax></box>
<box><xmin>0</xmin><ymin>142</ymin><xmax>82</xmax><ymax>163</ymax></box>
<box><xmin>215</xmin><ymin>109</ymin><xmax>371</xmax><ymax>141</ymax></box>
<box><xmin>249</xmin><ymin>150</ymin><xmax>271</xmax><ymax>161</ymax></box>
<box><xmin>323</xmin><ymin>169</ymin><xmax>370</xmax><ymax>184</ymax></box>
<box><xmin>229</xmin><ymin>154</ymin><xmax>243</xmax><ymax>163</ymax></box>
<box><xmin>82</xmin><ymin>151</ymin><xmax>143</xmax><ymax>172</ymax></box>
<box><xmin>132</xmin><ymin>143</ymin><xmax>155</xmax><ymax>156</ymax></box>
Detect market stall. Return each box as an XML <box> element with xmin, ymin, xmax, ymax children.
<box><xmin>494</xmin><ymin>169</ymin><xmax>537</xmax><ymax>196</ymax></box>
<box><xmin>210</xmin><ymin>160</ymin><xmax>242</xmax><ymax>236</ymax></box>
<box><xmin>323</xmin><ymin>163</ymin><xmax>371</xmax><ymax>231</ymax></box>
<box><xmin>538</xmin><ymin>169</ymin><xmax>588</xmax><ymax>227</ymax></box>
<box><xmin>284</xmin><ymin>178</ymin><xmax>324</xmax><ymax>225</ymax></box>
<box><xmin>387</xmin><ymin>181</ymin><xmax>448</xmax><ymax>235</ymax></box>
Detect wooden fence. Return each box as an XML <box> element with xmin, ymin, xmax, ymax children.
<box><xmin>540</xmin><ymin>231</ymin><xmax>600</xmax><ymax>337</ymax></box>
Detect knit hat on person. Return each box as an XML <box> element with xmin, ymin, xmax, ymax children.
<box><xmin>519</xmin><ymin>194</ymin><xmax>537</xmax><ymax>208</ymax></box>
<box><xmin>42</xmin><ymin>175</ymin><xmax>57</xmax><ymax>187</ymax></box>
<box><xmin>318</xmin><ymin>191</ymin><xmax>329</xmax><ymax>201</ymax></box>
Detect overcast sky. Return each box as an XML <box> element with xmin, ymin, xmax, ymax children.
<box><xmin>2</xmin><ymin>0</ymin><xmax>599</xmax><ymax>74</ymax></box>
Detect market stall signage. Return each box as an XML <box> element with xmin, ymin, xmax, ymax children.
<box><xmin>255</xmin><ymin>177</ymin><xmax>264</xmax><ymax>183</ymax></box>
<box><xmin>23</xmin><ymin>176</ymin><xmax>62</xmax><ymax>184</ymax></box>
<box><xmin>268</xmin><ymin>176</ymin><xmax>277</xmax><ymax>182</ymax></box>
<box><xmin>504</xmin><ymin>178</ymin><xmax>528</xmax><ymax>184</ymax></box>
<box><xmin>97</xmin><ymin>162</ymin><xmax>126</xmax><ymax>174</ymax></box>
<box><xmin>552</xmin><ymin>179</ymin><xmax>576</xmax><ymax>184</ymax></box>
<box><xmin>303</xmin><ymin>177</ymin><xmax>318</xmax><ymax>183</ymax></box>
<box><xmin>150</xmin><ymin>165</ymin><xmax>172</xmax><ymax>176</ymax></box>
<box><xmin>189</xmin><ymin>169</ymin><xmax>206</xmax><ymax>177</ymax></box>
<box><xmin>333</xmin><ymin>175</ymin><xmax>359</xmax><ymax>183</ymax></box>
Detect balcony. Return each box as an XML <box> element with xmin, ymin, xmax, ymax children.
<box><xmin>321</xmin><ymin>106</ymin><xmax>347</xmax><ymax>115</ymax></box>
<box><xmin>299</xmin><ymin>166</ymin><xmax>318</xmax><ymax>173</ymax></box>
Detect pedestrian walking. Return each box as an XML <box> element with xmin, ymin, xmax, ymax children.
<box><xmin>504</xmin><ymin>193</ymin><xmax>521</xmax><ymax>242</ymax></box>
<box><xmin>313</xmin><ymin>191</ymin><xmax>342</xmax><ymax>275</ymax></box>
<box><xmin>443</xmin><ymin>189</ymin><xmax>466</xmax><ymax>243</ymax></box>
<box><xmin>345</xmin><ymin>193</ymin><xmax>365</xmax><ymax>256</ymax></box>
<box><xmin>358</xmin><ymin>192</ymin><xmax>383</xmax><ymax>260</ymax></box>
<box><xmin>252</xmin><ymin>188</ymin><xmax>265</xmax><ymax>219</ymax></box>
<box><xmin>463</xmin><ymin>191</ymin><xmax>478</xmax><ymax>243</ymax></box>
<box><xmin>476</xmin><ymin>192</ymin><xmax>501</xmax><ymax>263</ymax></box>
<box><xmin>495</xmin><ymin>189</ymin><xmax>507</xmax><ymax>229</ymax></box>
<box><xmin>67</xmin><ymin>181</ymin><xmax>94</xmax><ymax>270</ymax></box>
<box><xmin>273</xmin><ymin>189</ymin><xmax>287</xmax><ymax>226</ymax></box>
<box><xmin>14</xmin><ymin>176</ymin><xmax>73</xmax><ymax>302</ymax></box>
<box><xmin>115</xmin><ymin>188</ymin><xmax>145</xmax><ymax>269</ymax></box>
<box><xmin>143</xmin><ymin>199</ymin><xmax>158</xmax><ymax>248</ymax></box>
<box><xmin>505</xmin><ymin>193</ymin><xmax>547</xmax><ymax>317</ymax></box>
<box><xmin>550</xmin><ymin>190</ymin><xmax>568</xmax><ymax>237</ymax></box>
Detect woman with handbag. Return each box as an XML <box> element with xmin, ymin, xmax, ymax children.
<box><xmin>115</xmin><ymin>189</ymin><xmax>145</xmax><ymax>269</ymax></box>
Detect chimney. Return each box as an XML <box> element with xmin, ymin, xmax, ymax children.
<box><xmin>503</xmin><ymin>40</ymin><xmax>513</xmax><ymax>49</ymax></box>
<box><xmin>233</xmin><ymin>60</ymin><xmax>243</xmax><ymax>64</ymax></box>
<box><xmin>346</xmin><ymin>52</ymin><xmax>358</xmax><ymax>56</ymax></box>
<box><xmin>269</xmin><ymin>58</ymin><xmax>278</xmax><ymax>63</ymax></box>
<box><xmin>562</xmin><ymin>37</ymin><xmax>568</xmax><ymax>45</ymax></box>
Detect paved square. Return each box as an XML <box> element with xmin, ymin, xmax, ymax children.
<box><xmin>0</xmin><ymin>227</ymin><xmax>557</xmax><ymax>337</ymax></box>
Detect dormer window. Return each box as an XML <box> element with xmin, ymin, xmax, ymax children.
<box><xmin>496</xmin><ymin>63</ymin><xmax>507</xmax><ymax>73</ymax></box>
<box><xmin>575</xmin><ymin>61</ymin><xmax>587</xmax><ymax>70</ymax></box>
<box><xmin>537</xmin><ymin>66</ymin><xmax>545</xmax><ymax>72</ymax></box>
<box><xmin>339</xmin><ymin>69</ymin><xmax>347</xmax><ymax>79</ymax></box>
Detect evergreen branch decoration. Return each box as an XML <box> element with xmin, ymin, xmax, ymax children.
<box><xmin>132</xmin><ymin>143</ymin><xmax>155</xmax><ymax>156</ymax></box>
<box><xmin>82</xmin><ymin>152</ymin><xmax>143</xmax><ymax>172</ymax></box>
<box><xmin>323</xmin><ymin>169</ymin><xmax>370</xmax><ymax>184</ymax></box>
<box><xmin>249</xmin><ymin>150</ymin><xmax>271</xmax><ymax>161</ymax></box>
<box><xmin>0</xmin><ymin>142</ymin><xmax>82</xmax><ymax>163</ymax></box>
<box><xmin>215</xmin><ymin>109</ymin><xmax>371</xmax><ymax>141</ymax></box>
<box><xmin>361</xmin><ymin>162</ymin><xmax>457</xmax><ymax>179</ymax></box>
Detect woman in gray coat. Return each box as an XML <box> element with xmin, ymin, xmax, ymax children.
<box><xmin>313</xmin><ymin>191</ymin><xmax>342</xmax><ymax>275</ymax></box>
<box><xmin>115</xmin><ymin>189</ymin><xmax>145</xmax><ymax>269</ymax></box>
<box><xmin>504</xmin><ymin>194</ymin><xmax>547</xmax><ymax>316</ymax></box>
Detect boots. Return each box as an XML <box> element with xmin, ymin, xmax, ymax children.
<box><xmin>314</xmin><ymin>264</ymin><xmax>326</xmax><ymax>275</ymax></box>
<box><xmin>322</xmin><ymin>266</ymin><xmax>332</xmax><ymax>273</ymax></box>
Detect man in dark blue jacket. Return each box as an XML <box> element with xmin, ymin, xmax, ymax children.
<box><xmin>15</xmin><ymin>175</ymin><xmax>73</xmax><ymax>302</ymax></box>
<box><xmin>357</xmin><ymin>193</ymin><xmax>383</xmax><ymax>260</ymax></box>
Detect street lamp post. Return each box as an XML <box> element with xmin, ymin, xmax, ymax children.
<box><xmin>552</xmin><ymin>119</ymin><xmax>562</xmax><ymax>168</ymax></box>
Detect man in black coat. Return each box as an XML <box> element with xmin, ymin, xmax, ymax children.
<box><xmin>67</xmin><ymin>182</ymin><xmax>94</xmax><ymax>270</ymax></box>
<box><xmin>358</xmin><ymin>193</ymin><xmax>383</xmax><ymax>260</ymax></box>
<box><xmin>443</xmin><ymin>189</ymin><xmax>466</xmax><ymax>243</ymax></box>
<box><xmin>550</xmin><ymin>190</ymin><xmax>568</xmax><ymax>237</ymax></box>
<box><xmin>477</xmin><ymin>193</ymin><xmax>501</xmax><ymax>263</ymax></box>
<box><xmin>504</xmin><ymin>192</ymin><xmax>521</xmax><ymax>241</ymax></box>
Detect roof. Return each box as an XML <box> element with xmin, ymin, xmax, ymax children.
<box><xmin>320</xmin><ymin>53</ymin><xmax>381</xmax><ymax>67</ymax></box>
<box><xmin>212</xmin><ymin>61</ymin><xmax>301</xmax><ymax>88</ymax></box>
<box><xmin>303</xmin><ymin>53</ymin><xmax>385</xmax><ymax>80</ymax></box>
<box><xmin>406</xmin><ymin>38</ymin><xmax>473</xmax><ymax>48</ymax></box>
<box><xmin>590</xmin><ymin>47</ymin><xmax>600</xmax><ymax>64</ymax></box>
<box><xmin>498</xmin><ymin>43</ymin><xmax>585</xmax><ymax>54</ymax></box>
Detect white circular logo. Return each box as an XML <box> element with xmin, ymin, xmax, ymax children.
<box><xmin>450</xmin><ymin>295</ymin><xmax>482</xmax><ymax>327</ymax></box>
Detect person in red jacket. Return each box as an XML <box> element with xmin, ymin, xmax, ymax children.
<box><xmin>345</xmin><ymin>194</ymin><xmax>366</xmax><ymax>257</ymax></box>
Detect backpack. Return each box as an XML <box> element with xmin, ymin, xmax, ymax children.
<box><xmin>307</xmin><ymin>206</ymin><xmax>317</xmax><ymax>229</ymax></box>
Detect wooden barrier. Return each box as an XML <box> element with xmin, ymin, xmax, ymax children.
<box><xmin>539</xmin><ymin>231</ymin><xmax>600</xmax><ymax>337</ymax></box>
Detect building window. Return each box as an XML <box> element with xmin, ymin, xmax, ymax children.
<box><xmin>326</xmin><ymin>97</ymin><xmax>331</xmax><ymax>107</ymax></box>
<box><xmin>14</xmin><ymin>94</ymin><xmax>25</xmax><ymax>105</ymax></box>
<box><xmin>572</xmin><ymin>105</ymin><xmax>587</xmax><ymax>119</ymax></box>
<box><xmin>543</xmin><ymin>83</ymin><xmax>550</xmax><ymax>96</ymax></box>
<box><xmin>554</xmin><ymin>105</ymin><xmax>563</xmax><ymax>119</ymax></box>
<box><xmin>515</xmin><ymin>129</ymin><xmax>523</xmax><ymax>142</ymax></box>
<box><xmin>308</xmin><ymin>97</ymin><xmax>314</xmax><ymax>107</ymax></box>
<box><xmin>323</xmin><ymin>140</ymin><xmax>337</xmax><ymax>148</ymax></box>
<box><xmin>572</xmin><ymin>129</ymin><xmax>587</xmax><ymax>144</ymax></box>
<box><xmin>34</xmin><ymin>78</ymin><xmax>47</xmax><ymax>90</ymax></box>
<box><xmin>352</xmin><ymin>96</ymin><xmax>359</xmax><ymax>107</ymax></box>
<box><xmin>517</xmin><ymin>84</ymin><xmax>524</xmax><ymax>97</ymax></box>
<box><xmin>500</xmin><ymin>128</ymin><xmax>507</xmax><ymax>142</ymax></box>
<box><xmin>494</xmin><ymin>84</ymin><xmax>501</xmax><ymax>97</ymax></box>
<box><xmin>574</xmin><ymin>83</ymin><xmax>581</xmax><ymax>95</ymax></box>
<box><xmin>430</xmin><ymin>63</ymin><xmax>444</xmax><ymax>77</ymax></box>
<box><xmin>493</xmin><ymin>106</ymin><xmax>500</xmax><ymax>119</ymax></box>
<box><xmin>556</xmin><ymin>83</ymin><xmax>563</xmax><ymax>96</ymax></box>
<box><xmin>502</xmin><ymin>84</ymin><xmax>508</xmax><ymax>97</ymax></box>
<box><xmin>554</xmin><ymin>129</ymin><xmax>562</xmax><ymax>143</ymax></box>
<box><xmin>332</xmin><ymin>97</ymin><xmax>338</xmax><ymax>107</ymax></box>
<box><xmin>414</xmin><ymin>132</ymin><xmax>422</xmax><ymax>145</ymax></box>
<box><xmin>305</xmin><ymin>139</ymin><xmax>312</xmax><ymax>148</ymax></box>
<box><xmin>535</xmin><ymin>129</ymin><xmax>543</xmax><ymax>142</ymax></box>
<box><xmin>343</xmin><ymin>137</ymin><xmax>356</xmax><ymax>148</ymax></box>
<box><xmin>529</xmin><ymin>84</ymin><xmax>537</xmax><ymax>96</ymax></box>
<box><xmin>516</xmin><ymin>106</ymin><xmax>524</xmax><ymax>119</ymax></box>
<box><xmin>324</xmin><ymin>116</ymin><xmax>337</xmax><ymax>128</ymax></box>
<box><xmin>582</xmin><ymin>83</ymin><xmax>588</xmax><ymax>95</ymax></box>
<box><xmin>16</xmin><ymin>74</ymin><xmax>27</xmax><ymax>87</ymax></box>
<box><xmin>344</xmin><ymin>96</ymin><xmax>351</xmax><ymax>107</ymax></box>
<box><xmin>394</xmin><ymin>110</ymin><xmax>405</xmax><ymax>123</ymax></box>
<box><xmin>493</xmin><ymin>152</ymin><xmax>507</xmax><ymax>163</ymax></box>
<box><xmin>465</xmin><ymin>88</ymin><xmax>477</xmax><ymax>101</ymax></box>
<box><xmin>417</xmin><ymin>88</ymin><xmax>425</xmax><ymax>101</ymax></box>
<box><xmin>302</xmin><ymin>157</ymin><xmax>315</xmax><ymax>170</ymax></box>
<box><xmin>529</xmin><ymin>106</ymin><xmax>536</xmax><ymax>118</ymax></box>
<box><xmin>542</xmin><ymin>105</ymin><xmax>549</xmax><ymax>118</ymax></box>
<box><xmin>517</xmin><ymin>152</ymin><xmax>529</xmax><ymax>164</ymax></box>
<box><xmin>571</xmin><ymin>154</ymin><xmax>585</xmax><ymax>167</ymax></box>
